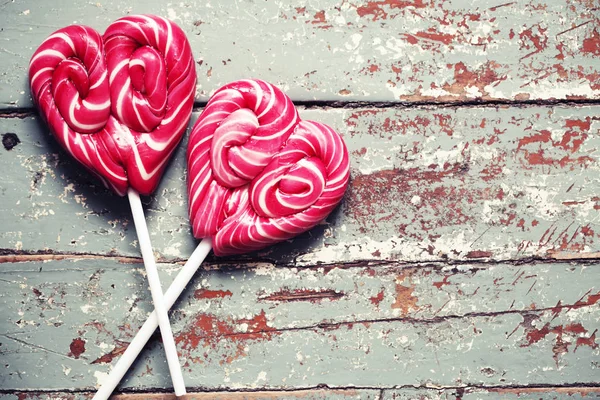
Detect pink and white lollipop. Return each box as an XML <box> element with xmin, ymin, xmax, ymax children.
<box><xmin>94</xmin><ymin>79</ymin><xmax>350</xmax><ymax>395</ymax></box>
<box><xmin>29</xmin><ymin>15</ymin><xmax>196</xmax><ymax>398</ymax></box>
<box><xmin>29</xmin><ymin>15</ymin><xmax>196</xmax><ymax>195</ymax></box>
<box><xmin>188</xmin><ymin>79</ymin><xmax>350</xmax><ymax>255</ymax></box>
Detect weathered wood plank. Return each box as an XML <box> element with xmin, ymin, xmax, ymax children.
<box><xmin>0</xmin><ymin>390</ymin><xmax>380</xmax><ymax>400</ymax></box>
<box><xmin>3</xmin><ymin>258</ymin><xmax>598</xmax><ymax>341</ymax></box>
<box><xmin>115</xmin><ymin>392</ymin><xmax>377</xmax><ymax>400</ymax></box>
<box><xmin>1</xmin><ymin>259</ymin><xmax>598</xmax><ymax>390</ymax></box>
<box><xmin>383</xmin><ymin>387</ymin><xmax>600</xmax><ymax>399</ymax></box>
<box><xmin>1</xmin><ymin>105</ymin><xmax>598</xmax><ymax>263</ymax></box>
<box><xmin>2</xmin><ymin>388</ymin><xmax>600</xmax><ymax>400</ymax></box>
<box><xmin>1</xmin><ymin>0</ymin><xmax>598</xmax><ymax>107</ymax></box>
<box><xmin>3</xmin><ymin>304</ymin><xmax>598</xmax><ymax>390</ymax></box>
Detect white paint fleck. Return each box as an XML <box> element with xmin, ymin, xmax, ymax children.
<box><xmin>484</xmin><ymin>85</ymin><xmax>506</xmax><ymax>99</ymax></box>
<box><xmin>334</xmin><ymin>15</ymin><xmax>345</xmax><ymax>24</ymax></box>
<box><xmin>419</xmin><ymin>146</ymin><xmax>466</xmax><ymax>168</ymax></box>
<box><xmin>385</xmin><ymin>81</ymin><xmax>409</xmax><ymax>100</ymax></box>
<box><xmin>433</xmin><ymin>231</ymin><xmax>477</xmax><ymax>259</ymax></box>
<box><xmin>522</xmin><ymin>176</ymin><xmax>562</xmax><ymax>218</ymax></box>
<box><xmin>352</xmin><ymin>54</ymin><xmax>365</xmax><ymax>64</ymax></box>
<box><xmin>94</xmin><ymin>371</ymin><xmax>109</xmax><ymax>387</ymax></box>
<box><xmin>345</xmin><ymin>33</ymin><xmax>362</xmax><ymax>51</ymax></box>
<box><xmin>253</xmin><ymin>263</ymin><xmax>277</xmax><ymax>276</ymax></box>
<box><xmin>255</xmin><ymin>371</ymin><xmax>267</xmax><ymax>383</ymax></box>
<box><xmin>167</xmin><ymin>8</ymin><xmax>178</xmax><ymax>20</ymax></box>
<box><xmin>512</xmin><ymin>81</ymin><xmax>599</xmax><ymax>100</ymax></box>
<box><xmin>162</xmin><ymin>241</ymin><xmax>183</xmax><ymax>258</ymax></box>
<box><xmin>465</xmin><ymin>85</ymin><xmax>483</xmax><ymax>98</ymax></box>
<box><xmin>98</xmin><ymin>342</ymin><xmax>112</xmax><ymax>350</ymax></box>
<box><xmin>297</xmin><ymin>236</ymin><xmax>408</xmax><ymax>264</ymax></box>
<box><xmin>420</xmin><ymin>86</ymin><xmax>457</xmax><ymax>99</ymax></box>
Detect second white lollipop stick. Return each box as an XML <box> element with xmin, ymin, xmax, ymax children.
<box><xmin>127</xmin><ymin>188</ymin><xmax>186</xmax><ymax>396</ymax></box>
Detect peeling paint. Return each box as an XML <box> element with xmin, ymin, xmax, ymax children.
<box><xmin>2</xmin><ymin>1</ymin><xmax>600</xmax><ymax>105</ymax></box>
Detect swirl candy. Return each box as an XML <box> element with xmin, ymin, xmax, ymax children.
<box><xmin>91</xmin><ymin>82</ymin><xmax>349</xmax><ymax>397</ymax></box>
<box><xmin>28</xmin><ymin>15</ymin><xmax>196</xmax><ymax>195</ymax></box>
<box><xmin>30</xmin><ymin>15</ymin><xmax>197</xmax><ymax>398</ymax></box>
<box><xmin>188</xmin><ymin>79</ymin><xmax>350</xmax><ymax>255</ymax></box>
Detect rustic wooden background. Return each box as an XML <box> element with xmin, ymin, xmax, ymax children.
<box><xmin>1</xmin><ymin>0</ymin><xmax>599</xmax><ymax>399</ymax></box>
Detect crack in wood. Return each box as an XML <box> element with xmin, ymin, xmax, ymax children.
<box><xmin>0</xmin><ymin>252</ymin><xmax>143</xmax><ymax>265</ymax></box>
<box><xmin>2</xmin><ymin>334</ymin><xmax>82</xmax><ymax>361</ymax></box>
<box><xmin>2</xmin><ymin>249</ymin><xmax>599</xmax><ymax>268</ymax></box>
<box><xmin>196</xmin><ymin>98</ymin><xmax>600</xmax><ymax>111</ymax></box>
<box><xmin>163</xmin><ymin>296</ymin><xmax>600</xmax><ymax>344</ymax></box>
<box><xmin>2</xmin><ymin>98</ymin><xmax>600</xmax><ymax>120</ymax></box>
<box><xmin>258</xmin><ymin>288</ymin><xmax>345</xmax><ymax>302</ymax></box>
<box><xmin>0</xmin><ymin>109</ymin><xmax>35</xmax><ymax>119</ymax></box>
<box><xmin>2</xmin><ymin>384</ymin><xmax>600</xmax><ymax>396</ymax></box>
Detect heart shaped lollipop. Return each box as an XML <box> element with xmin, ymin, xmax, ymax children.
<box><xmin>187</xmin><ymin>79</ymin><xmax>350</xmax><ymax>255</ymax></box>
<box><xmin>93</xmin><ymin>80</ymin><xmax>350</xmax><ymax>398</ymax></box>
<box><xmin>29</xmin><ymin>15</ymin><xmax>197</xmax><ymax>398</ymax></box>
<box><xmin>29</xmin><ymin>15</ymin><xmax>196</xmax><ymax>195</ymax></box>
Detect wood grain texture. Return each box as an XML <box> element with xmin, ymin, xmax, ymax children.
<box><xmin>1</xmin><ymin>105</ymin><xmax>598</xmax><ymax>264</ymax></box>
<box><xmin>0</xmin><ymin>391</ymin><xmax>378</xmax><ymax>400</ymax></box>
<box><xmin>2</xmin><ymin>388</ymin><xmax>600</xmax><ymax>400</ymax></box>
<box><xmin>383</xmin><ymin>387</ymin><xmax>600</xmax><ymax>399</ymax></box>
<box><xmin>1</xmin><ymin>0</ymin><xmax>599</xmax><ymax>396</ymax></box>
<box><xmin>2</xmin><ymin>258</ymin><xmax>598</xmax><ymax>391</ymax></box>
<box><xmin>1</xmin><ymin>0</ymin><xmax>599</xmax><ymax>107</ymax></box>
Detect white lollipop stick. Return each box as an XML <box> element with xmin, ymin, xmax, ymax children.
<box><xmin>125</xmin><ymin>188</ymin><xmax>187</xmax><ymax>397</ymax></box>
<box><xmin>93</xmin><ymin>237</ymin><xmax>213</xmax><ymax>400</ymax></box>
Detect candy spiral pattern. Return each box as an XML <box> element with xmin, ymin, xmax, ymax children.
<box><xmin>187</xmin><ymin>79</ymin><xmax>350</xmax><ymax>256</ymax></box>
<box><xmin>29</xmin><ymin>15</ymin><xmax>196</xmax><ymax>195</ymax></box>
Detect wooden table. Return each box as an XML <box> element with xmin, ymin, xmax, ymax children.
<box><xmin>1</xmin><ymin>1</ymin><xmax>599</xmax><ymax>399</ymax></box>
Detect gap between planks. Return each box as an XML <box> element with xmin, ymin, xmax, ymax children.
<box><xmin>3</xmin><ymin>385</ymin><xmax>600</xmax><ymax>398</ymax></box>
<box><xmin>2</xmin><ymin>98</ymin><xmax>600</xmax><ymax>119</ymax></box>
<box><xmin>2</xmin><ymin>250</ymin><xmax>600</xmax><ymax>266</ymax></box>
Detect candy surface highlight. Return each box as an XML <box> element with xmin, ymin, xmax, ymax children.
<box><xmin>187</xmin><ymin>79</ymin><xmax>350</xmax><ymax>256</ymax></box>
<box><xmin>29</xmin><ymin>15</ymin><xmax>196</xmax><ymax>195</ymax></box>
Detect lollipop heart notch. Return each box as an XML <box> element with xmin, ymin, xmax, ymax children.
<box><xmin>187</xmin><ymin>79</ymin><xmax>350</xmax><ymax>256</ymax></box>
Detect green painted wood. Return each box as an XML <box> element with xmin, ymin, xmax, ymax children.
<box><xmin>383</xmin><ymin>387</ymin><xmax>600</xmax><ymax>399</ymax></box>
<box><xmin>0</xmin><ymin>0</ymin><xmax>598</xmax><ymax>108</ymax></box>
<box><xmin>0</xmin><ymin>390</ymin><xmax>380</xmax><ymax>400</ymax></box>
<box><xmin>5</xmin><ymin>258</ymin><xmax>598</xmax><ymax>332</ymax></box>
<box><xmin>1</xmin><ymin>0</ymin><xmax>599</xmax><ymax>395</ymax></box>
<box><xmin>2</xmin><ymin>388</ymin><xmax>600</xmax><ymax>400</ymax></box>
<box><xmin>1</xmin><ymin>105</ymin><xmax>598</xmax><ymax>264</ymax></box>
<box><xmin>2</xmin><ymin>258</ymin><xmax>598</xmax><ymax>391</ymax></box>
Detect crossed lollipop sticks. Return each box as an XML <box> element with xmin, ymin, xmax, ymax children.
<box><xmin>29</xmin><ymin>15</ymin><xmax>350</xmax><ymax>399</ymax></box>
